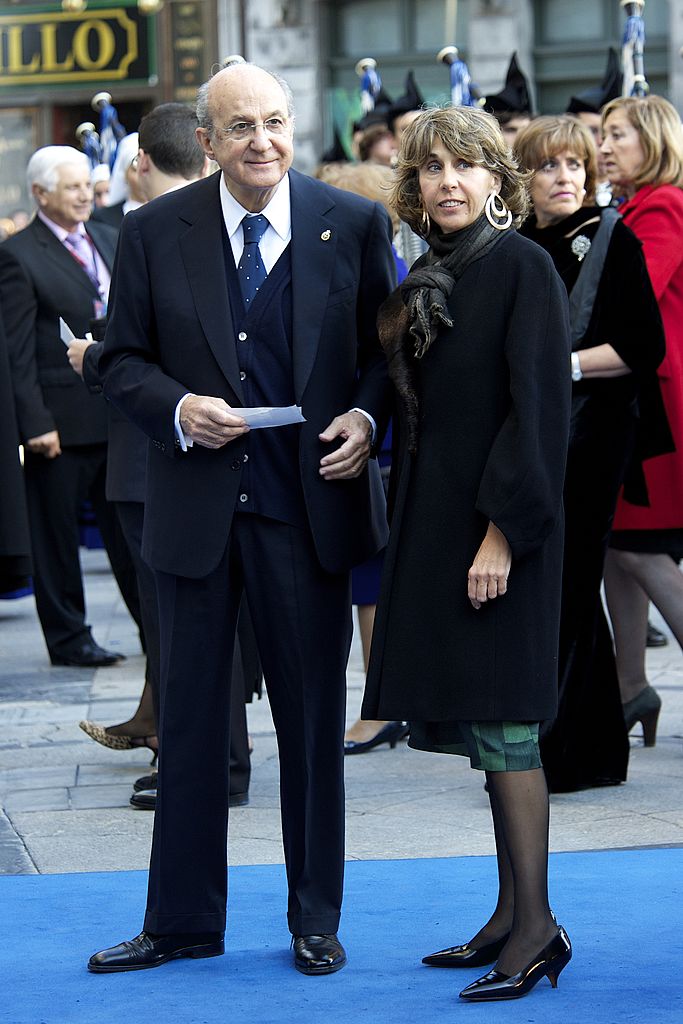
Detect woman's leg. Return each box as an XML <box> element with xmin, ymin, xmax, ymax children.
<box><xmin>104</xmin><ymin>674</ymin><xmax>156</xmax><ymax>740</ymax></box>
<box><xmin>345</xmin><ymin>604</ymin><xmax>394</xmax><ymax>743</ymax></box>
<box><xmin>466</xmin><ymin>784</ymin><xmax>514</xmax><ymax>946</ymax></box>
<box><xmin>604</xmin><ymin>550</ymin><xmax>652</xmax><ymax>702</ymax></box>
<box><xmin>484</xmin><ymin>767</ymin><xmax>557</xmax><ymax>975</ymax></box>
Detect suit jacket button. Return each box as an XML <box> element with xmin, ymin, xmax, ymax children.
<box><xmin>231</xmin><ymin>458</ymin><xmax>241</xmax><ymax>470</ymax></box>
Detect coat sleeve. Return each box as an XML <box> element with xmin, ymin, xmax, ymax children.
<box><xmin>100</xmin><ymin>212</ymin><xmax>190</xmax><ymax>456</ymax></box>
<box><xmin>588</xmin><ymin>220</ymin><xmax>665</xmax><ymax>375</ymax></box>
<box><xmin>475</xmin><ymin>246</ymin><xmax>571</xmax><ymax>560</ymax></box>
<box><xmin>624</xmin><ymin>186</ymin><xmax>683</xmax><ymax>301</ymax></box>
<box><xmin>0</xmin><ymin>246</ymin><xmax>56</xmax><ymax>442</ymax></box>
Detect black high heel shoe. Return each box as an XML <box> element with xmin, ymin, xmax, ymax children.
<box><xmin>422</xmin><ymin>932</ymin><xmax>510</xmax><ymax>968</ymax></box>
<box><xmin>343</xmin><ymin>721</ymin><xmax>409</xmax><ymax>755</ymax></box>
<box><xmin>459</xmin><ymin>926</ymin><xmax>572</xmax><ymax>1002</ymax></box>
<box><xmin>622</xmin><ymin>686</ymin><xmax>661</xmax><ymax>747</ymax></box>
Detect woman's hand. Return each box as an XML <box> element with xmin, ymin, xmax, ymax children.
<box><xmin>467</xmin><ymin>522</ymin><xmax>512</xmax><ymax>610</ymax></box>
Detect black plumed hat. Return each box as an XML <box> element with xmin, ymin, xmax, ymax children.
<box><xmin>388</xmin><ymin>71</ymin><xmax>425</xmax><ymax>130</ymax></box>
<box><xmin>566</xmin><ymin>48</ymin><xmax>622</xmax><ymax>114</ymax></box>
<box><xmin>320</xmin><ymin>128</ymin><xmax>349</xmax><ymax>164</ymax></box>
<box><xmin>484</xmin><ymin>53</ymin><xmax>532</xmax><ymax>116</ymax></box>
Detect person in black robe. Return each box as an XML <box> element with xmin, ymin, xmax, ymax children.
<box><xmin>515</xmin><ymin>115</ymin><xmax>670</xmax><ymax>792</ymax></box>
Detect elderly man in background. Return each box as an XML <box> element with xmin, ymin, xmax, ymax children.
<box><xmin>0</xmin><ymin>146</ymin><xmax>139</xmax><ymax>667</ymax></box>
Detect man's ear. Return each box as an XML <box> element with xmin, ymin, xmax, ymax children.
<box><xmin>32</xmin><ymin>183</ymin><xmax>47</xmax><ymax>208</ymax></box>
<box><xmin>196</xmin><ymin>126</ymin><xmax>216</xmax><ymax>162</ymax></box>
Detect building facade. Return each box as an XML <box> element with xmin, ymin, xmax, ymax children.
<box><xmin>1</xmin><ymin>0</ymin><xmax>682</xmax><ymax>214</ymax></box>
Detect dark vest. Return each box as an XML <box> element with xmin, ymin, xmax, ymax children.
<box><xmin>222</xmin><ymin>228</ymin><xmax>307</xmax><ymax>527</ymax></box>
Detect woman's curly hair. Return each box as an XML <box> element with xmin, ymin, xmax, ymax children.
<box><xmin>390</xmin><ymin>105</ymin><xmax>531</xmax><ymax>236</ymax></box>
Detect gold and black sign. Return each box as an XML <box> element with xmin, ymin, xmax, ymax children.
<box><xmin>0</xmin><ymin>3</ymin><xmax>155</xmax><ymax>87</ymax></box>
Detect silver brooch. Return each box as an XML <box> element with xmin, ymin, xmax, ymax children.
<box><xmin>571</xmin><ymin>235</ymin><xmax>591</xmax><ymax>262</ymax></box>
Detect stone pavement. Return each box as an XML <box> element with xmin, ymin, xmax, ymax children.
<box><xmin>0</xmin><ymin>549</ymin><xmax>681</xmax><ymax>876</ymax></box>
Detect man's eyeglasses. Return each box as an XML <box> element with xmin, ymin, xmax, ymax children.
<box><xmin>213</xmin><ymin>117</ymin><xmax>289</xmax><ymax>142</ymax></box>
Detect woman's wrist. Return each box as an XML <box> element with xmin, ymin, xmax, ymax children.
<box><xmin>570</xmin><ymin>352</ymin><xmax>583</xmax><ymax>381</ymax></box>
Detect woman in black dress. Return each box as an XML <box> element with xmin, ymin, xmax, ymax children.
<box><xmin>362</xmin><ymin>106</ymin><xmax>572</xmax><ymax>1002</ymax></box>
<box><xmin>515</xmin><ymin>116</ymin><xmax>668</xmax><ymax>791</ymax></box>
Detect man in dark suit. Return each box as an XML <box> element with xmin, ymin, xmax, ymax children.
<box><xmin>88</xmin><ymin>63</ymin><xmax>395</xmax><ymax>976</ymax></box>
<box><xmin>0</xmin><ymin>146</ymin><xmax>140</xmax><ymax>667</ymax></box>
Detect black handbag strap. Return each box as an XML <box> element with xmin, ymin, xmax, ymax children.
<box><xmin>568</xmin><ymin>207</ymin><xmax>620</xmax><ymax>349</ymax></box>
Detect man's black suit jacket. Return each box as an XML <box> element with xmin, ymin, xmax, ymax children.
<box><xmin>0</xmin><ymin>216</ymin><xmax>118</xmax><ymax>446</ymax></box>
<box><xmin>101</xmin><ymin>169</ymin><xmax>396</xmax><ymax>578</ymax></box>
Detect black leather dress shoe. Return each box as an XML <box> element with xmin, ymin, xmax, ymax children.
<box><xmin>130</xmin><ymin>789</ymin><xmax>156</xmax><ymax>810</ymax></box>
<box><xmin>292</xmin><ymin>934</ymin><xmax>346</xmax><ymax>975</ymax></box>
<box><xmin>88</xmin><ymin>930</ymin><xmax>224</xmax><ymax>972</ymax></box>
<box><xmin>133</xmin><ymin>771</ymin><xmax>158</xmax><ymax>793</ymax></box>
<box><xmin>344</xmin><ymin>721</ymin><xmax>409</xmax><ymax>755</ymax></box>
<box><xmin>51</xmin><ymin>640</ymin><xmax>125</xmax><ymax>668</ymax></box>
<box><xmin>422</xmin><ymin>932</ymin><xmax>510</xmax><ymax>968</ymax></box>
<box><xmin>130</xmin><ymin>787</ymin><xmax>249</xmax><ymax>809</ymax></box>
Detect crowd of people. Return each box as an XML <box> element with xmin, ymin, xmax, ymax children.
<box><xmin>0</xmin><ymin>48</ymin><xmax>682</xmax><ymax>1002</ymax></box>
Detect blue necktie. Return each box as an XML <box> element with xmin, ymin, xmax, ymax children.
<box><xmin>238</xmin><ymin>214</ymin><xmax>269</xmax><ymax>308</ymax></box>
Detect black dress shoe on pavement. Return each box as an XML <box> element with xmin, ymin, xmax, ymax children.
<box><xmin>130</xmin><ymin>789</ymin><xmax>156</xmax><ymax>810</ymax></box>
<box><xmin>133</xmin><ymin>771</ymin><xmax>158</xmax><ymax>792</ymax></box>
<box><xmin>88</xmin><ymin>930</ymin><xmax>224</xmax><ymax>973</ymax></box>
<box><xmin>130</xmin><ymin>786</ymin><xmax>249</xmax><ymax>809</ymax></box>
<box><xmin>422</xmin><ymin>932</ymin><xmax>510</xmax><ymax>968</ymax></box>
<box><xmin>51</xmin><ymin>640</ymin><xmax>125</xmax><ymax>668</ymax></box>
<box><xmin>344</xmin><ymin>721</ymin><xmax>409</xmax><ymax>755</ymax></box>
<box><xmin>292</xmin><ymin>934</ymin><xmax>346</xmax><ymax>975</ymax></box>
<box><xmin>646</xmin><ymin>621</ymin><xmax>668</xmax><ymax>647</ymax></box>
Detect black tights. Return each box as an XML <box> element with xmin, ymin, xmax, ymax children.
<box><xmin>470</xmin><ymin>767</ymin><xmax>557</xmax><ymax>975</ymax></box>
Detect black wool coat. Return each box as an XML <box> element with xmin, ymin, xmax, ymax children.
<box><xmin>362</xmin><ymin>231</ymin><xmax>571</xmax><ymax>723</ymax></box>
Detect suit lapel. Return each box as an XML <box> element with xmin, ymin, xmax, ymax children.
<box><xmin>32</xmin><ymin>218</ymin><xmax>100</xmax><ymax>299</ymax></box>
<box><xmin>86</xmin><ymin>221</ymin><xmax>116</xmax><ymax>270</ymax></box>
<box><xmin>178</xmin><ymin>175</ymin><xmax>244</xmax><ymax>403</ymax></box>
<box><xmin>289</xmin><ymin>170</ymin><xmax>337</xmax><ymax>402</ymax></box>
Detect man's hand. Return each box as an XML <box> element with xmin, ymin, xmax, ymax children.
<box><xmin>467</xmin><ymin>522</ymin><xmax>512</xmax><ymax>610</ymax></box>
<box><xmin>319</xmin><ymin>411</ymin><xmax>372</xmax><ymax>480</ymax></box>
<box><xmin>66</xmin><ymin>338</ymin><xmax>95</xmax><ymax>379</ymax></box>
<box><xmin>179</xmin><ymin>395</ymin><xmax>249</xmax><ymax>449</ymax></box>
<box><xmin>25</xmin><ymin>430</ymin><xmax>61</xmax><ymax>459</ymax></box>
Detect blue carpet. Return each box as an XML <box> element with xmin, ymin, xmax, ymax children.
<box><xmin>1</xmin><ymin>849</ymin><xmax>682</xmax><ymax>1024</ymax></box>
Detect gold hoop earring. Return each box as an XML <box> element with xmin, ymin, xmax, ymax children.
<box><xmin>420</xmin><ymin>207</ymin><xmax>432</xmax><ymax>237</ymax></box>
<box><xmin>485</xmin><ymin>192</ymin><xmax>512</xmax><ymax>231</ymax></box>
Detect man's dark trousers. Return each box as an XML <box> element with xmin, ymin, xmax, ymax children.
<box><xmin>145</xmin><ymin>513</ymin><xmax>351</xmax><ymax>937</ymax></box>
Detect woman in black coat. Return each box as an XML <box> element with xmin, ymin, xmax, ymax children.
<box><xmin>515</xmin><ymin>116</ymin><xmax>669</xmax><ymax>792</ymax></box>
<box><xmin>362</xmin><ymin>106</ymin><xmax>572</xmax><ymax>1003</ymax></box>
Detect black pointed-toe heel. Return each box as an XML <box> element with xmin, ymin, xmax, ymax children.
<box><xmin>343</xmin><ymin>721</ymin><xmax>409</xmax><ymax>755</ymax></box>
<box><xmin>422</xmin><ymin>932</ymin><xmax>510</xmax><ymax>968</ymax></box>
<box><xmin>459</xmin><ymin>926</ymin><xmax>572</xmax><ymax>1002</ymax></box>
<box><xmin>622</xmin><ymin>686</ymin><xmax>661</xmax><ymax>747</ymax></box>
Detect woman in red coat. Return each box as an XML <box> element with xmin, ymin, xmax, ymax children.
<box><xmin>600</xmin><ymin>94</ymin><xmax>683</xmax><ymax>745</ymax></box>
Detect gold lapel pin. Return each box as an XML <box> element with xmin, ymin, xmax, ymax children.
<box><xmin>320</xmin><ymin>229</ymin><xmax>331</xmax><ymax>241</ymax></box>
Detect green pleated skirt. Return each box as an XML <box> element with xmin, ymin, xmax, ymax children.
<box><xmin>408</xmin><ymin>720</ymin><xmax>541</xmax><ymax>772</ymax></box>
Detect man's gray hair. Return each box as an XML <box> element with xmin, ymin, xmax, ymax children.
<box><xmin>26</xmin><ymin>146</ymin><xmax>90</xmax><ymax>200</ymax></box>
<box><xmin>196</xmin><ymin>64</ymin><xmax>295</xmax><ymax>137</ymax></box>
